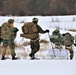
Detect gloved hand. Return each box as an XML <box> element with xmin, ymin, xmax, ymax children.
<box><xmin>62</xmin><ymin>34</ymin><xmax>65</xmax><ymax>36</ymax></box>
<box><xmin>74</xmin><ymin>43</ymin><xmax>76</xmax><ymax>46</ymax></box>
<box><xmin>45</xmin><ymin>29</ymin><xmax>49</xmax><ymax>33</ymax></box>
<box><xmin>13</xmin><ymin>27</ymin><xmax>19</xmax><ymax>32</ymax></box>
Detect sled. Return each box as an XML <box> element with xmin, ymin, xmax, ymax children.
<box><xmin>47</xmin><ymin>48</ymin><xmax>70</xmax><ymax>60</ymax></box>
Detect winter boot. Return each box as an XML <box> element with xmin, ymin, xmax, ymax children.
<box><xmin>29</xmin><ymin>53</ymin><xmax>35</xmax><ymax>59</ymax></box>
<box><xmin>1</xmin><ymin>56</ymin><xmax>5</xmax><ymax>60</ymax></box>
<box><xmin>29</xmin><ymin>53</ymin><xmax>39</xmax><ymax>60</ymax></box>
<box><xmin>70</xmin><ymin>55</ymin><xmax>73</xmax><ymax>60</ymax></box>
<box><xmin>12</xmin><ymin>56</ymin><xmax>18</xmax><ymax>60</ymax></box>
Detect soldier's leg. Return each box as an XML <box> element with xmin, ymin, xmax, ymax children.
<box><xmin>1</xmin><ymin>40</ymin><xmax>8</xmax><ymax>60</ymax></box>
<box><xmin>30</xmin><ymin>40</ymin><xmax>40</xmax><ymax>59</ymax></box>
<box><xmin>65</xmin><ymin>46</ymin><xmax>74</xmax><ymax>60</ymax></box>
<box><xmin>69</xmin><ymin>49</ymin><xmax>74</xmax><ymax>60</ymax></box>
<box><xmin>9</xmin><ymin>40</ymin><xmax>16</xmax><ymax>58</ymax></box>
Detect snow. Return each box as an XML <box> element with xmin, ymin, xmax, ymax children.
<box><xmin>0</xmin><ymin>15</ymin><xmax>76</xmax><ymax>75</ymax></box>
<box><xmin>0</xmin><ymin>60</ymin><xmax>76</xmax><ymax>75</ymax></box>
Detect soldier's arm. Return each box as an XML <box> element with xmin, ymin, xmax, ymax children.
<box><xmin>36</xmin><ymin>25</ymin><xmax>47</xmax><ymax>33</ymax></box>
<box><xmin>13</xmin><ymin>27</ymin><xmax>19</xmax><ymax>32</ymax></box>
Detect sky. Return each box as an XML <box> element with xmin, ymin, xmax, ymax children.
<box><xmin>0</xmin><ymin>15</ymin><xmax>76</xmax><ymax>75</ymax></box>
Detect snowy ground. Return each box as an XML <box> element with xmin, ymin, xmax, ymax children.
<box><xmin>0</xmin><ymin>60</ymin><xmax>76</xmax><ymax>75</ymax></box>
<box><xmin>0</xmin><ymin>15</ymin><xmax>76</xmax><ymax>75</ymax></box>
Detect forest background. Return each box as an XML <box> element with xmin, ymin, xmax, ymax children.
<box><xmin>0</xmin><ymin>0</ymin><xmax>76</xmax><ymax>16</ymax></box>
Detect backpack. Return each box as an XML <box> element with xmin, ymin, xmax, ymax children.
<box><xmin>62</xmin><ymin>33</ymin><xmax>74</xmax><ymax>46</ymax></box>
<box><xmin>50</xmin><ymin>34</ymin><xmax>62</xmax><ymax>44</ymax></box>
<box><xmin>50</xmin><ymin>30</ymin><xmax>62</xmax><ymax>44</ymax></box>
<box><xmin>1</xmin><ymin>22</ymin><xmax>13</xmax><ymax>40</ymax></box>
<box><xmin>20</xmin><ymin>22</ymin><xmax>38</xmax><ymax>39</ymax></box>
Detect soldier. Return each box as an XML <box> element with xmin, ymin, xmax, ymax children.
<box><xmin>1</xmin><ymin>19</ymin><xmax>19</xmax><ymax>60</ymax></box>
<box><xmin>62</xmin><ymin>33</ymin><xmax>74</xmax><ymax>60</ymax></box>
<box><xmin>28</xmin><ymin>18</ymin><xmax>49</xmax><ymax>59</ymax></box>
<box><xmin>50</xmin><ymin>29</ymin><xmax>62</xmax><ymax>49</ymax></box>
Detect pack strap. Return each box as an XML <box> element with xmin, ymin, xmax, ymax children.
<box><xmin>30</xmin><ymin>37</ymin><xmax>40</xmax><ymax>42</ymax></box>
<box><xmin>65</xmin><ymin>45</ymin><xmax>72</xmax><ymax>49</ymax></box>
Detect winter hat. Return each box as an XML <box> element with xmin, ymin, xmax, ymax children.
<box><xmin>8</xmin><ymin>19</ymin><xmax>14</xmax><ymax>23</ymax></box>
<box><xmin>32</xmin><ymin>18</ymin><xmax>38</xmax><ymax>22</ymax></box>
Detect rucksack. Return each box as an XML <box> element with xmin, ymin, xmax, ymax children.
<box><xmin>20</xmin><ymin>22</ymin><xmax>38</xmax><ymax>39</ymax></box>
<box><xmin>50</xmin><ymin>30</ymin><xmax>62</xmax><ymax>44</ymax></box>
<box><xmin>50</xmin><ymin>34</ymin><xmax>62</xmax><ymax>44</ymax></box>
<box><xmin>1</xmin><ymin>22</ymin><xmax>13</xmax><ymax>40</ymax></box>
<box><xmin>62</xmin><ymin>33</ymin><xmax>74</xmax><ymax>46</ymax></box>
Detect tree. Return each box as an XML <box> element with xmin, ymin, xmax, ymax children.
<box><xmin>0</xmin><ymin>0</ymin><xmax>3</xmax><ymax>10</ymax></box>
<box><xmin>27</xmin><ymin>0</ymin><xmax>50</xmax><ymax>15</ymax></box>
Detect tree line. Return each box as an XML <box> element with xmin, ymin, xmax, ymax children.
<box><xmin>0</xmin><ymin>0</ymin><xmax>76</xmax><ymax>16</ymax></box>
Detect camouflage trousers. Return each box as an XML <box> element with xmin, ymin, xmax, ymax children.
<box><xmin>65</xmin><ymin>45</ymin><xmax>74</xmax><ymax>60</ymax></box>
<box><xmin>30</xmin><ymin>39</ymin><xmax>40</xmax><ymax>56</ymax></box>
<box><xmin>2</xmin><ymin>40</ymin><xmax>16</xmax><ymax>57</ymax></box>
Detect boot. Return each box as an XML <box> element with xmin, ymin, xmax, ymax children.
<box><xmin>12</xmin><ymin>56</ymin><xmax>18</xmax><ymax>60</ymax></box>
<box><xmin>29</xmin><ymin>53</ymin><xmax>39</xmax><ymax>60</ymax></box>
<box><xmin>29</xmin><ymin>53</ymin><xmax>35</xmax><ymax>59</ymax></box>
<box><xmin>70</xmin><ymin>55</ymin><xmax>73</xmax><ymax>60</ymax></box>
<box><xmin>1</xmin><ymin>56</ymin><xmax>5</xmax><ymax>60</ymax></box>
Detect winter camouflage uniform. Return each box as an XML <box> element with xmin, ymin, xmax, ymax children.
<box><xmin>62</xmin><ymin>33</ymin><xmax>74</xmax><ymax>60</ymax></box>
<box><xmin>1</xmin><ymin>19</ymin><xmax>19</xmax><ymax>60</ymax></box>
<box><xmin>50</xmin><ymin>29</ymin><xmax>62</xmax><ymax>49</ymax></box>
<box><xmin>29</xmin><ymin>18</ymin><xmax>49</xmax><ymax>59</ymax></box>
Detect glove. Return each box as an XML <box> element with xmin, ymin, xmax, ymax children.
<box><xmin>13</xmin><ymin>27</ymin><xmax>19</xmax><ymax>32</ymax></box>
<box><xmin>62</xmin><ymin>34</ymin><xmax>65</xmax><ymax>36</ymax></box>
<box><xmin>74</xmin><ymin>43</ymin><xmax>76</xmax><ymax>46</ymax></box>
<box><xmin>45</xmin><ymin>29</ymin><xmax>49</xmax><ymax>33</ymax></box>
